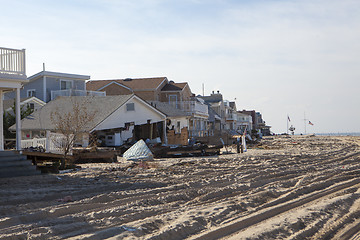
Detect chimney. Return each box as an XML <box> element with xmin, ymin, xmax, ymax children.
<box><xmin>217</xmin><ymin>90</ymin><xmax>220</xmax><ymax>94</ymax></box>
<box><xmin>212</xmin><ymin>91</ymin><xmax>214</xmax><ymax>94</ymax></box>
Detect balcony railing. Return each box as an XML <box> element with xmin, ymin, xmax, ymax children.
<box><xmin>226</xmin><ymin>113</ymin><xmax>236</xmax><ymax>121</ymax></box>
<box><xmin>0</xmin><ymin>47</ymin><xmax>26</xmax><ymax>78</ymax></box>
<box><xmin>169</xmin><ymin>101</ymin><xmax>208</xmax><ymax>116</ymax></box>
<box><xmin>51</xmin><ymin>89</ymin><xmax>106</xmax><ymax>100</ymax></box>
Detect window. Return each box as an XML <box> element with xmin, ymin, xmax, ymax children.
<box><xmin>27</xmin><ymin>89</ymin><xmax>36</xmax><ymax>97</ymax></box>
<box><xmin>169</xmin><ymin>95</ymin><xmax>177</xmax><ymax>103</ymax></box>
<box><xmin>60</xmin><ymin>80</ymin><xmax>73</xmax><ymax>90</ymax></box>
<box><xmin>169</xmin><ymin>95</ymin><xmax>177</xmax><ymax>108</ymax></box>
<box><xmin>126</xmin><ymin>103</ymin><xmax>135</xmax><ymax>111</ymax></box>
<box><xmin>28</xmin><ymin>103</ymin><xmax>35</xmax><ymax>110</ymax></box>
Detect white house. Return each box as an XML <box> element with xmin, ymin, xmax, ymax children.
<box><xmin>236</xmin><ymin>112</ymin><xmax>253</xmax><ymax>133</ymax></box>
<box><xmin>0</xmin><ymin>47</ymin><xmax>28</xmax><ymax>150</ymax></box>
<box><xmin>11</xmin><ymin>94</ymin><xmax>168</xmax><ymax>150</ymax></box>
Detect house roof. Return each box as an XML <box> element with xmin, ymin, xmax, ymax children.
<box><xmin>28</xmin><ymin>71</ymin><xmax>90</xmax><ymax>82</ymax></box>
<box><xmin>86</xmin><ymin>77</ymin><xmax>167</xmax><ymax>91</ymax></box>
<box><xmin>147</xmin><ymin>101</ymin><xmax>190</xmax><ymax>117</ymax></box>
<box><xmin>161</xmin><ymin>82</ymin><xmax>188</xmax><ymax>92</ymax></box>
<box><xmin>3</xmin><ymin>97</ymin><xmax>46</xmax><ymax>112</ymax></box>
<box><xmin>12</xmin><ymin>95</ymin><xmax>135</xmax><ymax>132</ymax></box>
<box><xmin>198</xmin><ymin>93</ymin><xmax>223</xmax><ymax>103</ymax></box>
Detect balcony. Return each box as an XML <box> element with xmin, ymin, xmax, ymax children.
<box><xmin>0</xmin><ymin>47</ymin><xmax>26</xmax><ymax>81</ymax></box>
<box><xmin>51</xmin><ymin>89</ymin><xmax>106</xmax><ymax>100</ymax></box>
<box><xmin>170</xmin><ymin>101</ymin><xmax>208</xmax><ymax>116</ymax></box>
<box><xmin>226</xmin><ymin>113</ymin><xmax>236</xmax><ymax>121</ymax></box>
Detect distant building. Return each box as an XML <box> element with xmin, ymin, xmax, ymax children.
<box><xmin>238</xmin><ymin>110</ymin><xmax>272</xmax><ymax>136</ymax></box>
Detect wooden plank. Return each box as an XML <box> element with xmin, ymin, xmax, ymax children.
<box><xmin>22</xmin><ymin>151</ymin><xmax>70</xmax><ymax>159</ymax></box>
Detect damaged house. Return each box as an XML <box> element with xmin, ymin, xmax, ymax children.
<box><xmin>11</xmin><ymin>94</ymin><xmax>167</xmax><ymax>151</ymax></box>
<box><xmin>87</xmin><ymin>77</ymin><xmax>210</xmax><ymax>142</ymax></box>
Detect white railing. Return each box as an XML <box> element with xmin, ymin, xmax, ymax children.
<box><xmin>0</xmin><ymin>47</ymin><xmax>26</xmax><ymax>77</ymax></box>
<box><xmin>47</xmin><ymin>132</ymin><xmax>73</xmax><ymax>155</ymax></box>
<box><xmin>189</xmin><ymin>130</ymin><xmax>213</xmax><ymax>137</ymax></box>
<box><xmin>170</xmin><ymin>101</ymin><xmax>208</xmax><ymax>116</ymax></box>
<box><xmin>51</xmin><ymin>89</ymin><xmax>106</xmax><ymax>100</ymax></box>
<box><xmin>21</xmin><ymin>138</ymin><xmax>46</xmax><ymax>149</ymax></box>
<box><xmin>226</xmin><ymin>113</ymin><xmax>236</xmax><ymax>120</ymax></box>
<box><xmin>21</xmin><ymin>132</ymin><xmax>73</xmax><ymax>155</ymax></box>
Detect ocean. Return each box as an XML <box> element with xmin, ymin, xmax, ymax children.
<box><xmin>315</xmin><ymin>132</ymin><xmax>360</xmax><ymax>136</ymax></box>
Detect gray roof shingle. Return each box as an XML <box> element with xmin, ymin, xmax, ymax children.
<box><xmin>12</xmin><ymin>95</ymin><xmax>134</xmax><ymax>132</ymax></box>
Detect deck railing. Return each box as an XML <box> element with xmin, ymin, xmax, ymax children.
<box><xmin>0</xmin><ymin>47</ymin><xmax>26</xmax><ymax>77</ymax></box>
<box><xmin>51</xmin><ymin>89</ymin><xmax>106</xmax><ymax>100</ymax></box>
<box><xmin>21</xmin><ymin>132</ymin><xmax>73</xmax><ymax>155</ymax></box>
<box><xmin>168</xmin><ymin>101</ymin><xmax>208</xmax><ymax>116</ymax></box>
<box><xmin>226</xmin><ymin>113</ymin><xmax>236</xmax><ymax>121</ymax></box>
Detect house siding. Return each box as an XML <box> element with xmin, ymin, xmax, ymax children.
<box><xmin>94</xmin><ymin>97</ymin><xmax>165</xmax><ymax>131</ymax></box>
<box><xmin>4</xmin><ymin>75</ymin><xmax>87</xmax><ymax>102</ymax></box>
<box><xmin>182</xmin><ymin>85</ymin><xmax>192</xmax><ymax>101</ymax></box>
<box><xmin>4</xmin><ymin>78</ymin><xmax>45</xmax><ymax>101</ymax></box>
<box><xmin>45</xmin><ymin>77</ymin><xmax>86</xmax><ymax>102</ymax></box>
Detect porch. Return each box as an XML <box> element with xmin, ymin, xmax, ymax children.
<box><xmin>21</xmin><ymin>131</ymin><xmax>72</xmax><ymax>155</ymax></box>
<box><xmin>170</xmin><ymin>100</ymin><xmax>209</xmax><ymax>116</ymax></box>
<box><xmin>0</xmin><ymin>47</ymin><xmax>28</xmax><ymax>150</ymax></box>
<box><xmin>151</xmin><ymin>100</ymin><xmax>208</xmax><ymax>117</ymax></box>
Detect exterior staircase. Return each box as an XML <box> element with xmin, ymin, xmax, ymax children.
<box><xmin>0</xmin><ymin>151</ymin><xmax>40</xmax><ymax>178</ymax></box>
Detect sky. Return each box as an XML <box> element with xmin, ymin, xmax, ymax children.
<box><xmin>1</xmin><ymin>0</ymin><xmax>359</xmax><ymax>134</ymax></box>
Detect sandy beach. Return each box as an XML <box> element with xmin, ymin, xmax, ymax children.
<box><xmin>1</xmin><ymin>135</ymin><xmax>360</xmax><ymax>239</ymax></box>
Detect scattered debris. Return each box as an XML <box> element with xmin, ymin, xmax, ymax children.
<box><xmin>120</xmin><ymin>225</ymin><xmax>138</xmax><ymax>232</ymax></box>
<box><xmin>59</xmin><ymin>169</ymin><xmax>74</xmax><ymax>174</ymax></box>
<box><xmin>57</xmin><ymin>196</ymin><xmax>73</xmax><ymax>202</ymax></box>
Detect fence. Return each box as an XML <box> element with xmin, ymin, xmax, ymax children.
<box><xmin>21</xmin><ymin>138</ymin><xmax>46</xmax><ymax>149</ymax></box>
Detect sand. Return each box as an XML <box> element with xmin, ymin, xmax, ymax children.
<box><xmin>0</xmin><ymin>135</ymin><xmax>359</xmax><ymax>239</ymax></box>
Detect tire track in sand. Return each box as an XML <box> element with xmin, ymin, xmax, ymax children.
<box><xmin>193</xmin><ymin>178</ymin><xmax>360</xmax><ymax>240</ymax></box>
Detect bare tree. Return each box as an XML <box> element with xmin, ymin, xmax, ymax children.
<box><xmin>50</xmin><ymin>98</ymin><xmax>97</xmax><ymax>169</ymax></box>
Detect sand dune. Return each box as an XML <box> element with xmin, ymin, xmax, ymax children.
<box><xmin>1</xmin><ymin>135</ymin><xmax>359</xmax><ymax>239</ymax></box>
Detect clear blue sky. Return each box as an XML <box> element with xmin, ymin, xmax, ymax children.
<box><xmin>2</xmin><ymin>0</ymin><xmax>359</xmax><ymax>134</ymax></box>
